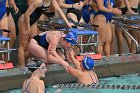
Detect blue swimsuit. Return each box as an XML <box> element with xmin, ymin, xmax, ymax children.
<box><xmin>82</xmin><ymin>4</ymin><xmax>90</xmax><ymax>23</ymax></box>
<box><xmin>33</xmin><ymin>34</ymin><xmax>49</xmax><ymax>49</ymax></box>
<box><xmin>0</xmin><ymin>0</ymin><xmax>6</xmax><ymax>21</ymax></box>
<box><xmin>95</xmin><ymin>0</ymin><xmax>114</xmax><ymax>22</ymax></box>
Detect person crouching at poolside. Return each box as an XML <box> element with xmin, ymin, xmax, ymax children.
<box><xmin>29</xmin><ymin>31</ymin><xmax>78</xmax><ymax>69</ymax></box>
<box><xmin>22</xmin><ymin>61</ymin><xmax>47</xmax><ymax>93</ymax></box>
<box><xmin>67</xmin><ymin>49</ymin><xmax>98</xmax><ymax>85</ymax></box>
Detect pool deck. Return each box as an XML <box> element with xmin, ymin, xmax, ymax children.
<box><xmin>0</xmin><ymin>53</ymin><xmax>140</xmax><ymax>91</ymax></box>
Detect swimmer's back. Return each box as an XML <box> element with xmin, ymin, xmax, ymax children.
<box><xmin>22</xmin><ymin>78</ymin><xmax>45</xmax><ymax>93</ymax></box>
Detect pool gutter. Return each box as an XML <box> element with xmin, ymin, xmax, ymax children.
<box><xmin>0</xmin><ymin>53</ymin><xmax>140</xmax><ymax>91</ymax></box>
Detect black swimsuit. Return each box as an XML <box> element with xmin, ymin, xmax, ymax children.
<box><xmin>6</xmin><ymin>7</ymin><xmax>11</xmax><ymax>16</ymax></box>
<box><xmin>88</xmin><ymin>69</ymin><xmax>98</xmax><ymax>85</ymax></box>
<box><xmin>66</xmin><ymin>0</ymin><xmax>83</xmax><ymax>22</ymax></box>
<box><xmin>30</xmin><ymin>1</ymin><xmax>50</xmax><ymax>26</ymax></box>
<box><xmin>33</xmin><ymin>34</ymin><xmax>49</xmax><ymax>49</ymax></box>
<box><xmin>120</xmin><ymin>7</ymin><xmax>138</xmax><ymax>15</ymax></box>
<box><xmin>23</xmin><ymin>78</ymin><xmax>34</xmax><ymax>93</ymax></box>
<box><xmin>44</xmin><ymin>11</ymin><xmax>55</xmax><ymax>17</ymax></box>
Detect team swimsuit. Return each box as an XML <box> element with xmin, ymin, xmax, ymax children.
<box><xmin>120</xmin><ymin>7</ymin><xmax>138</xmax><ymax>14</ymax></box>
<box><xmin>0</xmin><ymin>0</ymin><xmax>6</xmax><ymax>21</ymax></box>
<box><xmin>95</xmin><ymin>0</ymin><xmax>115</xmax><ymax>22</ymax></box>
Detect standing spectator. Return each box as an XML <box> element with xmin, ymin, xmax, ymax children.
<box><xmin>115</xmin><ymin>0</ymin><xmax>140</xmax><ymax>54</ymax></box>
<box><xmin>93</xmin><ymin>0</ymin><xmax>122</xmax><ymax>56</ymax></box>
<box><xmin>18</xmin><ymin>0</ymin><xmax>73</xmax><ymax>67</ymax></box>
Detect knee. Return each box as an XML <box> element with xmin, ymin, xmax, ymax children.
<box><xmin>105</xmin><ymin>40</ymin><xmax>112</xmax><ymax>45</ymax></box>
<box><xmin>99</xmin><ymin>40</ymin><xmax>105</xmax><ymax>46</ymax></box>
<box><xmin>18</xmin><ymin>46</ymin><xmax>26</xmax><ymax>51</ymax></box>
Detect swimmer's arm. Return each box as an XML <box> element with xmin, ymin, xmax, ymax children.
<box><xmin>9</xmin><ymin>0</ymin><xmax>16</xmax><ymax>8</ymax></box>
<box><xmin>57</xmin><ymin>0</ymin><xmax>73</xmax><ymax>9</ymax></box>
<box><xmin>70</xmin><ymin>56</ymin><xmax>81</xmax><ymax>70</ymax></box>
<box><xmin>36</xmin><ymin>81</ymin><xmax>45</xmax><ymax>93</ymax></box>
<box><xmin>48</xmin><ymin>36</ymin><xmax>66</xmax><ymax>65</ymax></box>
<box><xmin>52</xmin><ymin>0</ymin><xmax>70</xmax><ymax>26</ymax></box>
<box><xmin>67</xmin><ymin>67</ymin><xmax>82</xmax><ymax>78</ymax></box>
<box><xmin>96</xmin><ymin>0</ymin><xmax>113</xmax><ymax>13</ymax></box>
<box><xmin>97</xmin><ymin>0</ymin><xmax>122</xmax><ymax>14</ymax></box>
<box><xmin>68</xmin><ymin>49</ymin><xmax>81</xmax><ymax>70</ymax></box>
<box><xmin>107</xmin><ymin>0</ymin><xmax>113</xmax><ymax>9</ymax></box>
<box><xmin>9</xmin><ymin>0</ymin><xmax>19</xmax><ymax>13</ymax></box>
<box><xmin>65</xmin><ymin>49</ymin><xmax>73</xmax><ymax>63</ymax></box>
<box><xmin>89</xmin><ymin>0</ymin><xmax>93</xmax><ymax>8</ymax></box>
<box><xmin>24</xmin><ymin>0</ymin><xmax>42</xmax><ymax>30</ymax></box>
<box><xmin>89</xmin><ymin>0</ymin><xmax>97</xmax><ymax>9</ymax></box>
<box><xmin>82</xmin><ymin>0</ymin><xmax>89</xmax><ymax>6</ymax></box>
<box><xmin>124</xmin><ymin>0</ymin><xmax>131</xmax><ymax>11</ymax></box>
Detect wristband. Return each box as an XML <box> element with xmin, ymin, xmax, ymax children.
<box><xmin>72</xmin><ymin>4</ymin><xmax>73</xmax><ymax>8</ymax></box>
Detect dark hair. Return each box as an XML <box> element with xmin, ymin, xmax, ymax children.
<box><xmin>26</xmin><ymin>59</ymin><xmax>43</xmax><ymax>72</ymax></box>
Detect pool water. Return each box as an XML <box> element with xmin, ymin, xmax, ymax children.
<box><xmin>4</xmin><ymin>73</ymin><xmax>140</xmax><ymax>93</ymax></box>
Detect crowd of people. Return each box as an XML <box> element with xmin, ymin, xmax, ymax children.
<box><xmin>0</xmin><ymin>0</ymin><xmax>140</xmax><ymax>93</ymax></box>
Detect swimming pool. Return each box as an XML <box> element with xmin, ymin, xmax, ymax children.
<box><xmin>4</xmin><ymin>73</ymin><xmax>140</xmax><ymax>93</ymax></box>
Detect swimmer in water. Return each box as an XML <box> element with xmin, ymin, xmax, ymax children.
<box><xmin>22</xmin><ymin>60</ymin><xmax>47</xmax><ymax>93</ymax></box>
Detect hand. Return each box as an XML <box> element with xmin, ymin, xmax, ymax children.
<box><xmin>67</xmin><ymin>22</ymin><xmax>75</xmax><ymax>28</ymax></box>
<box><xmin>68</xmin><ymin>48</ymin><xmax>75</xmax><ymax>58</ymax></box>
<box><xmin>78</xmin><ymin>1</ymin><xmax>83</xmax><ymax>10</ymax></box>
<box><xmin>23</xmin><ymin>28</ymin><xmax>31</xmax><ymax>39</ymax></box>
<box><xmin>73</xmin><ymin>3</ymin><xmax>82</xmax><ymax>10</ymax></box>
<box><xmin>66</xmin><ymin>65</ymin><xmax>73</xmax><ymax>72</ymax></box>
<box><xmin>126</xmin><ymin>10</ymin><xmax>138</xmax><ymax>15</ymax></box>
<box><xmin>61</xmin><ymin>61</ymin><xmax>71</xmax><ymax>70</ymax></box>
<box><xmin>14</xmin><ymin>5</ymin><xmax>19</xmax><ymax>14</ymax></box>
<box><xmin>48</xmin><ymin>46</ymin><xmax>58</xmax><ymax>57</ymax></box>
<box><xmin>112</xmin><ymin>8</ymin><xmax>122</xmax><ymax>15</ymax></box>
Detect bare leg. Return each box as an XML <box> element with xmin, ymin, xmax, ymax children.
<box><xmin>1</xmin><ymin>14</ymin><xmax>8</xmax><ymax>37</ymax></box>
<box><xmin>110</xmin><ymin>23</ymin><xmax>115</xmax><ymax>55</ymax></box>
<box><xmin>130</xmin><ymin>30</ymin><xmax>138</xmax><ymax>53</ymax></box>
<box><xmin>89</xmin><ymin>14</ymin><xmax>95</xmax><ymax>24</ymax></box>
<box><xmin>93</xmin><ymin>15</ymin><xmax>107</xmax><ymax>55</ymax></box>
<box><xmin>122</xmin><ymin>30</ymin><xmax>131</xmax><ymax>52</ymax></box>
<box><xmin>115</xmin><ymin>27</ymin><xmax>124</xmax><ymax>54</ymax></box>
<box><xmin>104</xmin><ymin>23</ymin><xmax>112</xmax><ymax>56</ymax></box>
<box><xmin>67</xmin><ymin>13</ymin><xmax>79</xmax><ymax>22</ymax></box>
<box><xmin>29</xmin><ymin>39</ymin><xmax>48</xmax><ymax>62</ymax></box>
<box><xmin>25</xmin><ymin>23</ymin><xmax>39</xmax><ymax>63</ymax></box>
<box><xmin>18</xmin><ymin>15</ymin><xmax>30</xmax><ymax>67</ymax></box>
<box><xmin>8</xmin><ymin>13</ymin><xmax>16</xmax><ymax>48</ymax></box>
<box><xmin>0</xmin><ymin>14</ymin><xmax>8</xmax><ymax>61</ymax></box>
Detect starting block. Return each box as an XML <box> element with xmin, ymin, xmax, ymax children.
<box><xmin>76</xmin><ymin>54</ymin><xmax>102</xmax><ymax>61</ymax></box>
<box><xmin>0</xmin><ymin>36</ymin><xmax>11</xmax><ymax>60</ymax></box>
<box><xmin>0</xmin><ymin>62</ymin><xmax>14</xmax><ymax>70</ymax></box>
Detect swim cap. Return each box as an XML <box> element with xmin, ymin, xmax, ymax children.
<box><xmin>65</xmin><ymin>31</ymin><xmax>78</xmax><ymax>45</ymax></box>
<box><xmin>82</xmin><ymin>57</ymin><xmax>94</xmax><ymax>70</ymax></box>
<box><xmin>26</xmin><ymin>58</ymin><xmax>43</xmax><ymax>72</ymax></box>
